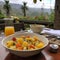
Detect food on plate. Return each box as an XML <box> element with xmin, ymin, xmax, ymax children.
<box><xmin>6</xmin><ymin>36</ymin><xmax>44</xmax><ymax>50</ymax></box>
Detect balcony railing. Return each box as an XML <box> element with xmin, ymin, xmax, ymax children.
<box><xmin>0</xmin><ymin>19</ymin><xmax>54</xmax><ymax>31</ymax></box>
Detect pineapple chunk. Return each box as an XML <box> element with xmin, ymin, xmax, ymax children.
<box><xmin>16</xmin><ymin>38</ymin><xmax>23</xmax><ymax>44</ymax></box>
<box><xmin>6</xmin><ymin>40</ymin><xmax>14</xmax><ymax>47</ymax></box>
<box><xmin>33</xmin><ymin>36</ymin><xmax>39</xmax><ymax>41</ymax></box>
<box><xmin>25</xmin><ymin>38</ymin><xmax>33</xmax><ymax>41</ymax></box>
<box><xmin>36</xmin><ymin>42</ymin><xmax>44</xmax><ymax>48</ymax></box>
<box><xmin>10</xmin><ymin>46</ymin><xmax>16</xmax><ymax>50</ymax></box>
<box><xmin>22</xmin><ymin>41</ymin><xmax>28</xmax><ymax>47</ymax></box>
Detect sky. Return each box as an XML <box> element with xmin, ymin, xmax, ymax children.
<box><xmin>0</xmin><ymin>0</ymin><xmax>55</xmax><ymax>9</ymax></box>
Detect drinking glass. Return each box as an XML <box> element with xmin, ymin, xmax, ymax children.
<box><xmin>4</xmin><ymin>19</ymin><xmax>15</xmax><ymax>36</ymax></box>
<box><xmin>5</xmin><ymin>26</ymin><xmax>15</xmax><ymax>36</ymax></box>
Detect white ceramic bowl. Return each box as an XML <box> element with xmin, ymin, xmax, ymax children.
<box><xmin>2</xmin><ymin>31</ymin><xmax>49</xmax><ymax>57</ymax></box>
<box><xmin>30</xmin><ymin>25</ymin><xmax>45</xmax><ymax>33</ymax></box>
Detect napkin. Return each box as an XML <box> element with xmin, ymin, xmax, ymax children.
<box><xmin>41</xmin><ymin>28</ymin><xmax>60</xmax><ymax>36</ymax></box>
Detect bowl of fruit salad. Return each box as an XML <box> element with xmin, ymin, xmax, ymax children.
<box><xmin>2</xmin><ymin>31</ymin><xmax>49</xmax><ymax>57</ymax></box>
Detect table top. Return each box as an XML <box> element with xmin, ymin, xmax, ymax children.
<box><xmin>0</xmin><ymin>34</ymin><xmax>60</xmax><ymax>60</ymax></box>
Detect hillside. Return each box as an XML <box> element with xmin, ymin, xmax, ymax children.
<box><xmin>0</xmin><ymin>1</ymin><xmax>54</xmax><ymax>17</ymax></box>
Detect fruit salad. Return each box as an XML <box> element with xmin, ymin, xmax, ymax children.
<box><xmin>6</xmin><ymin>35</ymin><xmax>44</xmax><ymax>51</ymax></box>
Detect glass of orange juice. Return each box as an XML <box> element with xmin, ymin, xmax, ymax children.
<box><xmin>4</xmin><ymin>26</ymin><xmax>15</xmax><ymax>36</ymax></box>
<box><xmin>4</xmin><ymin>19</ymin><xmax>15</xmax><ymax>36</ymax></box>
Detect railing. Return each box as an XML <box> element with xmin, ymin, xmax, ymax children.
<box><xmin>19</xmin><ymin>20</ymin><xmax>54</xmax><ymax>28</ymax></box>
<box><xmin>19</xmin><ymin>20</ymin><xmax>53</xmax><ymax>25</ymax></box>
<box><xmin>0</xmin><ymin>23</ymin><xmax>25</xmax><ymax>31</ymax></box>
<box><xmin>0</xmin><ymin>19</ymin><xmax>54</xmax><ymax>31</ymax></box>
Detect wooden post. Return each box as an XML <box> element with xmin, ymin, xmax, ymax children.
<box><xmin>54</xmin><ymin>0</ymin><xmax>60</xmax><ymax>29</ymax></box>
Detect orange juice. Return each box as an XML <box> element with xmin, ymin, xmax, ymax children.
<box><xmin>5</xmin><ymin>26</ymin><xmax>15</xmax><ymax>36</ymax></box>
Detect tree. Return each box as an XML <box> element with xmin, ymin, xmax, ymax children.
<box><xmin>3</xmin><ymin>0</ymin><xmax>11</xmax><ymax>17</ymax></box>
<box><xmin>54</xmin><ymin>0</ymin><xmax>60</xmax><ymax>29</ymax></box>
<box><xmin>21</xmin><ymin>2</ymin><xmax>28</xmax><ymax>17</ymax></box>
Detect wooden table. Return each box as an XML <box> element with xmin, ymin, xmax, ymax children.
<box><xmin>0</xmin><ymin>34</ymin><xmax>60</xmax><ymax>60</ymax></box>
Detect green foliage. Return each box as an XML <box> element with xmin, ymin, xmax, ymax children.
<box><xmin>38</xmin><ymin>11</ymin><xmax>55</xmax><ymax>22</ymax></box>
<box><xmin>0</xmin><ymin>10</ymin><xmax>5</xmax><ymax>19</ymax></box>
<box><xmin>13</xmin><ymin>10</ymin><xmax>55</xmax><ymax>23</ymax></box>
<box><xmin>48</xmin><ymin>11</ymin><xmax>55</xmax><ymax>22</ymax></box>
<box><xmin>38</xmin><ymin>14</ymin><xmax>45</xmax><ymax>21</ymax></box>
<box><xmin>19</xmin><ymin>16</ymin><xmax>35</xmax><ymax>20</ymax></box>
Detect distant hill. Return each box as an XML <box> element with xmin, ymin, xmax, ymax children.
<box><xmin>0</xmin><ymin>1</ymin><xmax>54</xmax><ymax>17</ymax></box>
